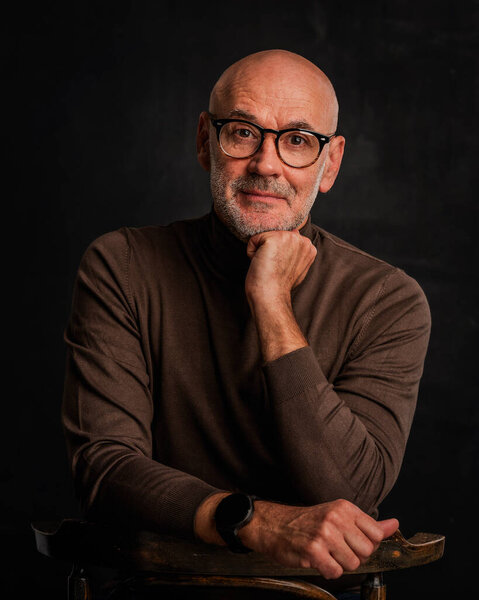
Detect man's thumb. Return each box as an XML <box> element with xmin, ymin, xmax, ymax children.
<box><xmin>378</xmin><ymin>518</ymin><xmax>399</xmax><ymax>539</ymax></box>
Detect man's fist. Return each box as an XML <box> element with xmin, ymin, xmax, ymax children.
<box><xmin>240</xmin><ymin>498</ymin><xmax>399</xmax><ymax>580</ymax></box>
<box><xmin>245</xmin><ymin>230</ymin><xmax>317</xmax><ymax>305</ymax></box>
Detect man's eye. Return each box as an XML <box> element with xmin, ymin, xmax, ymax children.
<box><xmin>235</xmin><ymin>128</ymin><xmax>253</xmax><ymax>138</ymax></box>
<box><xmin>289</xmin><ymin>134</ymin><xmax>306</xmax><ymax>146</ymax></box>
<box><xmin>283</xmin><ymin>133</ymin><xmax>315</xmax><ymax>149</ymax></box>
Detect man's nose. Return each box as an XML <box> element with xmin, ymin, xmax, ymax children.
<box><xmin>246</xmin><ymin>134</ymin><xmax>283</xmax><ymax>177</ymax></box>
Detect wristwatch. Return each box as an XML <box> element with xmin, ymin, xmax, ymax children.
<box><xmin>214</xmin><ymin>493</ymin><xmax>257</xmax><ymax>553</ymax></box>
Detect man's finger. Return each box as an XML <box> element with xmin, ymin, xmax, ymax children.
<box><xmin>343</xmin><ymin>528</ymin><xmax>378</xmax><ymax>561</ymax></box>
<box><xmin>246</xmin><ymin>233</ymin><xmax>266</xmax><ymax>257</ymax></box>
<box><xmin>308</xmin><ymin>544</ymin><xmax>345</xmax><ymax>580</ymax></box>
<box><xmin>377</xmin><ymin>518</ymin><xmax>399</xmax><ymax>539</ymax></box>
<box><xmin>330</xmin><ymin>542</ymin><xmax>362</xmax><ymax>573</ymax></box>
<box><xmin>355</xmin><ymin>513</ymin><xmax>388</xmax><ymax>545</ymax></box>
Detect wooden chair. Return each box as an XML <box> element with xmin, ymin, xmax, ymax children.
<box><xmin>32</xmin><ymin>519</ymin><xmax>445</xmax><ymax>600</ymax></box>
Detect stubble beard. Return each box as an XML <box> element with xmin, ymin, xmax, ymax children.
<box><xmin>210</xmin><ymin>158</ymin><xmax>325</xmax><ymax>242</ymax></box>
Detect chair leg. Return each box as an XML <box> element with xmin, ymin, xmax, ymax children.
<box><xmin>68</xmin><ymin>563</ymin><xmax>92</xmax><ymax>600</ymax></box>
<box><xmin>360</xmin><ymin>572</ymin><xmax>386</xmax><ymax>600</ymax></box>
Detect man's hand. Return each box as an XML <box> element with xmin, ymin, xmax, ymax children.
<box><xmin>245</xmin><ymin>230</ymin><xmax>317</xmax><ymax>362</ymax></box>
<box><xmin>241</xmin><ymin>499</ymin><xmax>398</xmax><ymax>579</ymax></box>
<box><xmin>195</xmin><ymin>494</ymin><xmax>398</xmax><ymax>580</ymax></box>
<box><xmin>245</xmin><ymin>230</ymin><xmax>317</xmax><ymax>304</ymax></box>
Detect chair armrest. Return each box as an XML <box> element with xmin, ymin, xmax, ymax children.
<box><xmin>32</xmin><ymin>519</ymin><xmax>445</xmax><ymax>576</ymax></box>
<box><xmin>126</xmin><ymin>528</ymin><xmax>445</xmax><ymax>576</ymax></box>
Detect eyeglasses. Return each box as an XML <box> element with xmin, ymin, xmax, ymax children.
<box><xmin>209</xmin><ymin>115</ymin><xmax>335</xmax><ymax>169</ymax></box>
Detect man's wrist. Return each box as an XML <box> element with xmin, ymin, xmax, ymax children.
<box><xmin>194</xmin><ymin>492</ymin><xmax>272</xmax><ymax>554</ymax></box>
<box><xmin>214</xmin><ymin>493</ymin><xmax>258</xmax><ymax>552</ymax></box>
<box><xmin>236</xmin><ymin>499</ymin><xmax>274</xmax><ymax>553</ymax></box>
<box><xmin>246</xmin><ymin>286</ymin><xmax>292</xmax><ymax>312</ymax></box>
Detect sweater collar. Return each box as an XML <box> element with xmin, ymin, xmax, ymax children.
<box><xmin>199</xmin><ymin>206</ymin><xmax>314</xmax><ymax>280</ymax></box>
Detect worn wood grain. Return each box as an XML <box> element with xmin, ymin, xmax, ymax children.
<box><xmin>32</xmin><ymin>520</ymin><xmax>445</xmax><ymax>577</ymax></box>
<box><xmin>123</xmin><ymin>528</ymin><xmax>445</xmax><ymax>576</ymax></box>
<box><xmin>131</xmin><ymin>574</ymin><xmax>337</xmax><ymax>599</ymax></box>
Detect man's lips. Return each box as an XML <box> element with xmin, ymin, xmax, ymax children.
<box><xmin>239</xmin><ymin>189</ymin><xmax>287</xmax><ymax>202</ymax></box>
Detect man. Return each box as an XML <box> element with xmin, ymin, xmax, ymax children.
<box><xmin>62</xmin><ymin>49</ymin><xmax>431</xmax><ymax>597</ymax></box>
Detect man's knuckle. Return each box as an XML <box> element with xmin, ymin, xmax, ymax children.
<box><xmin>334</xmin><ymin>498</ymin><xmax>352</xmax><ymax>511</ymax></box>
<box><xmin>299</xmin><ymin>557</ymin><xmax>311</xmax><ymax>569</ymax></box>
<box><xmin>324</xmin><ymin>564</ymin><xmax>343</xmax><ymax>580</ymax></box>
<box><xmin>370</xmin><ymin>528</ymin><xmax>384</xmax><ymax>544</ymax></box>
<box><xmin>361</xmin><ymin>540</ymin><xmax>375</xmax><ymax>557</ymax></box>
<box><xmin>323</xmin><ymin>509</ymin><xmax>341</xmax><ymax>528</ymax></box>
<box><xmin>304</xmin><ymin>538</ymin><xmax>321</xmax><ymax>557</ymax></box>
<box><xmin>317</xmin><ymin>521</ymin><xmax>334</xmax><ymax>540</ymax></box>
<box><xmin>347</xmin><ymin>555</ymin><xmax>361</xmax><ymax>571</ymax></box>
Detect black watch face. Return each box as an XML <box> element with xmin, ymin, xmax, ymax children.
<box><xmin>215</xmin><ymin>493</ymin><xmax>252</xmax><ymax>529</ymax></box>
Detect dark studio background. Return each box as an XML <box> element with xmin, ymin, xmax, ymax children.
<box><xmin>3</xmin><ymin>0</ymin><xmax>478</xmax><ymax>598</ymax></box>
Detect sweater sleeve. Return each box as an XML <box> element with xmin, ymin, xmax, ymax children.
<box><xmin>262</xmin><ymin>269</ymin><xmax>431</xmax><ymax>515</ymax></box>
<box><xmin>61</xmin><ymin>230</ymin><xmax>221</xmax><ymax>537</ymax></box>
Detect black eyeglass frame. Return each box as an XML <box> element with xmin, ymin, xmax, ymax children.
<box><xmin>209</xmin><ymin>115</ymin><xmax>336</xmax><ymax>169</ymax></box>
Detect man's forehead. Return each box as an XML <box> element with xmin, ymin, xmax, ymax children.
<box><xmin>213</xmin><ymin>86</ymin><xmax>332</xmax><ymax>132</ymax></box>
<box><xmin>224</xmin><ymin>107</ymin><xmax>317</xmax><ymax>132</ymax></box>
<box><xmin>210</xmin><ymin>59</ymin><xmax>337</xmax><ymax>131</ymax></box>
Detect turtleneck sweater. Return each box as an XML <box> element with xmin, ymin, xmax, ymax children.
<box><xmin>62</xmin><ymin>209</ymin><xmax>430</xmax><ymax>539</ymax></box>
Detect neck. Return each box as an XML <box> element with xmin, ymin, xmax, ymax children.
<box><xmin>198</xmin><ymin>207</ymin><xmax>314</xmax><ymax>283</ymax></box>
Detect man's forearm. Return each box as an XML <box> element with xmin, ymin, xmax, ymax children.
<box><xmin>248</xmin><ymin>295</ymin><xmax>308</xmax><ymax>362</ymax></box>
<box><xmin>244</xmin><ymin>229</ymin><xmax>316</xmax><ymax>362</ymax></box>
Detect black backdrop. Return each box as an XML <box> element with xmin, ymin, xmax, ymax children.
<box><xmin>4</xmin><ymin>1</ymin><xmax>478</xmax><ymax>598</ymax></box>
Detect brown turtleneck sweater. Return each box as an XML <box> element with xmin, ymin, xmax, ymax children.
<box><xmin>62</xmin><ymin>210</ymin><xmax>430</xmax><ymax>538</ymax></box>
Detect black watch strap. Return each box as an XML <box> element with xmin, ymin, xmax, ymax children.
<box><xmin>214</xmin><ymin>493</ymin><xmax>258</xmax><ymax>553</ymax></box>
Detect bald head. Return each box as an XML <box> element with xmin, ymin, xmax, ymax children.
<box><xmin>197</xmin><ymin>49</ymin><xmax>346</xmax><ymax>241</ymax></box>
<box><xmin>209</xmin><ymin>49</ymin><xmax>339</xmax><ymax>133</ymax></box>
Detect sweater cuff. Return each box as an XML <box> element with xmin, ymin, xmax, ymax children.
<box><xmin>162</xmin><ymin>480</ymin><xmax>224</xmax><ymax>539</ymax></box>
<box><xmin>262</xmin><ymin>346</ymin><xmax>328</xmax><ymax>404</ymax></box>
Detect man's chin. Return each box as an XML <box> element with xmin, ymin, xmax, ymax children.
<box><xmin>214</xmin><ymin>200</ymin><xmax>306</xmax><ymax>241</ymax></box>
<box><xmin>229</xmin><ymin>214</ymin><xmax>298</xmax><ymax>241</ymax></box>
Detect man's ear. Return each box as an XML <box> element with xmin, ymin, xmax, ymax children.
<box><xmin>196</xmin><ymin>111</ymin><xmax>211</xmax><ymax>172</ymax></box>
<box><xmin>318</xmin><ymin>135</ymin><xmax>345</xmax><ymax>193</ymax></box>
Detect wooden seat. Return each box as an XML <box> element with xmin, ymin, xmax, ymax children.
<box><xmin>32</xmin><ymin>519</ymin><xmax>445</xmax><ymax>599</ymax></box>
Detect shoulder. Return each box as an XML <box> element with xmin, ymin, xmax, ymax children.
<box><xmin>312</xmin><ymin>224</ymin><xmax>421</xmax><ymax>288</ymax></box>
<box><xmin>76</xmin><ymin>215</ymin><xmax>209</xmax><ymax>304</ymax></box>
<box><xmin>310</xmin><ymin>222</ymin><xmax>430</xmax><ymax>324</ymax></box>
<box><xmin>311</xmin><ymin>223</ymin><xmax>394</xmax><ymax>274</ymax></box>
<box><xmin>81</xmin><ymin>214</ymin><xmax>208</xmax><ymax>267</ymax></box>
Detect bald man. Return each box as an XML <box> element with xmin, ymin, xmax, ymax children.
<box><xmin>62</xmin><ymin>50</ymin><xmax>431</xmax><ymax>597</ymax></box>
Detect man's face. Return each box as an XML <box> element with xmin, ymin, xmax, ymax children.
<box><xmin>199</xmin><ymin>55</ymin><xmax>342</xmax><ymax>241</ymax></box>
<box><xmin>209</xmin><ymin>129</ymin><xmax>326</xmax><ymax>241</ymax></box>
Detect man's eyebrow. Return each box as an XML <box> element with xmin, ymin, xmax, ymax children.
<box><xmin>283</xmin><ymin>119</ymin><xmax>316</xmax><ymax>130</ymax></box>
<box><xmin>226</xmin><ymin>109</ymin><xmax>317</xmax><ymax>131</ymax></box>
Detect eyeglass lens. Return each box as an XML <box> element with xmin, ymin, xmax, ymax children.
<box><xmin>219</xmin><ymin>121</ymin><xmax>320</xmax><ymax>167</ymax></box>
